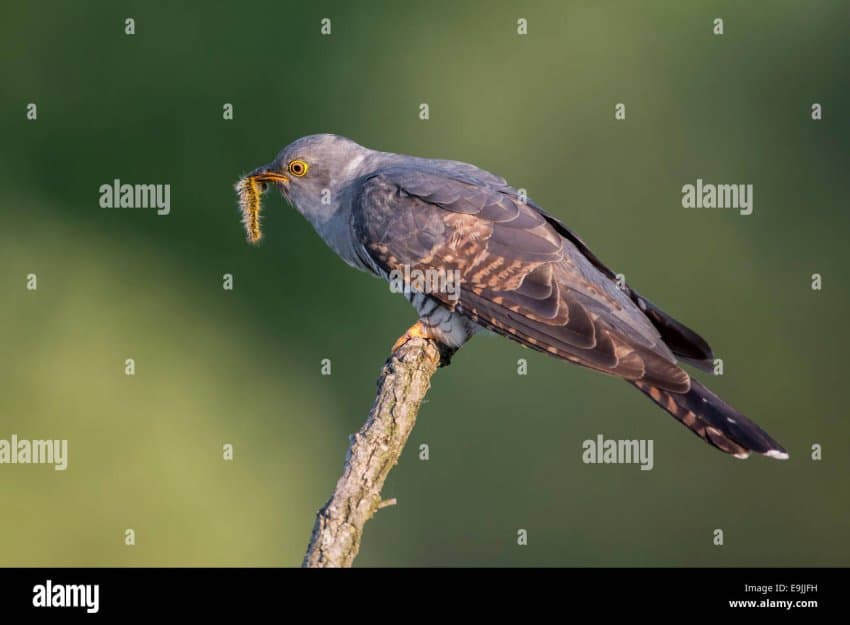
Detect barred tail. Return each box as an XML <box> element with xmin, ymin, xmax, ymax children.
<box><xmin>632</xmin><ymin>378</ymin><xmax>788</xmax><ymax>459</ymax></box>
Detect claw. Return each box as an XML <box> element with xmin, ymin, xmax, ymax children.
<box><xmin>391</xmin><ymin>320</ymin><xmax>458</xmax><ymax>367</ymax></box>
<box><xmin>392</xmin><ymin>320</ymin><xmax>431</xmax><ymax>352</ymax></box>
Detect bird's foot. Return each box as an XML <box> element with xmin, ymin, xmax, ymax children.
<box><xmin>392</xmin><ymin>320</ymin><xmax>431</xmax><ymax>352</ymax></box>
<box><xmin>392</xmin><ymin>320</ymin><xmax>457</xmax><ymax>367</ymax></box>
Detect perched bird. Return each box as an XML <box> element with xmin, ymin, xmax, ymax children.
<box><xmin>241</xmin><ymin>134</ymin><xmax>788</xmax><ymax>460</ymax></box>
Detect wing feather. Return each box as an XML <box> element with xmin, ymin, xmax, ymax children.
<box><xmin>353</xmin><ymin>166</ymin><xmax>691</xmax><ymax>392</ymax></box>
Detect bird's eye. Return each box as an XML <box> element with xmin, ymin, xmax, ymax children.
<box><xmin>288</xmin><ymin>160</ymin><xmax>309</xmax><ymax>177</ymax></box>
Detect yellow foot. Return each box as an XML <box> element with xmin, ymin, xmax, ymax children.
<box><xmin>392</xmin><ymin>321</ymin><xmax>458</xmax><ymax>367</ymax></box>
<box><xmin>392</xmin><ymin>320</ymin><xmax>432</xmax><ymax>352</ymax></box>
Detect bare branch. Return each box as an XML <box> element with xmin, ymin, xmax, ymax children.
<box><xmin>302</xmin><ymin>337</ymin><xmax>442</xmax><ymax>567</ymax></box>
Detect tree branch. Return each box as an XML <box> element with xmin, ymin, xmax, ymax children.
<box><xmin>302</xmin><ymin>336</ymin><xmax>443</xmax><ymax>567</ymax></box>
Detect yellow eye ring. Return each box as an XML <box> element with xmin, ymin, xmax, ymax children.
<box><xmin>288</xmin><ymin>160</ymin><xmax>309</xmax><ymax>177</ymax></box>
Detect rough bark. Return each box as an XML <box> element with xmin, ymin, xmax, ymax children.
<box><xmin>302</xmin><ymin>337</ymin><xmax>442</xmax><ymax>567</ymax></box>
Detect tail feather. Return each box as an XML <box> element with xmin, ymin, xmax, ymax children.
<box><xmin>632</xmin><ymin>378</ymin><xmax>788</xmax><ymax>460</ymax></box>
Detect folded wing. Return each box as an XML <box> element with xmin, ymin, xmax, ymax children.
<box><xmin>352</xmin><ymin>166</ymin><xmax>692</xmax><ymax>392</ymax></box>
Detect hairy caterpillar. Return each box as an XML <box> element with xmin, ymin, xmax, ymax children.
<box><xmin>235</xmin><ymin>176</ymin><xmax>264</xmax><ymax>244</ymax></box>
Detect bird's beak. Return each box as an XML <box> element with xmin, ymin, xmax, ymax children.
<box><xmin>249</xmin><ymin>169</ymin><xmax>289</xmax><ymax>186</ymax></box>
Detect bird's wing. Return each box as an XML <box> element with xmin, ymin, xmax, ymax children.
<box><xmin>524</xmin><ymin>202</ymin><xmax>715</xmax><ymax>370</ymax></box>
<box><xmin>352</xmin><ymin>166</ymin><xmax>691</xmax><ymax>392</ymax></box>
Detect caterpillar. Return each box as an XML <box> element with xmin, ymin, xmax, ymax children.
<box><xmin>235</xmin><ymin>176</ymin><xmax>263</xmax><ymax>244</ymax></box>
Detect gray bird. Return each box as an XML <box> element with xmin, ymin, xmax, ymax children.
<box><xmin>242</xmin><ymin>133</ymin><xmax>788</xmax><ymax>460</ymax></box>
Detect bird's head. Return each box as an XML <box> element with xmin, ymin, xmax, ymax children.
<box><xmin>247</xmin><ymin>134</ymin><xmax>371</xmax><ymax>228</ymax></box>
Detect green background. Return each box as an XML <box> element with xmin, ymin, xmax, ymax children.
<box><xmin>1</xmin><ymin>1</ymin><xmax>847</xmax><ymax>566</ymax></box>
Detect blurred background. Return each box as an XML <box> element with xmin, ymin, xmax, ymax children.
<box><xmin>0</xmin><ymin>1</ymin><xmax>848</xmax><ymax>566</ymax></box>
